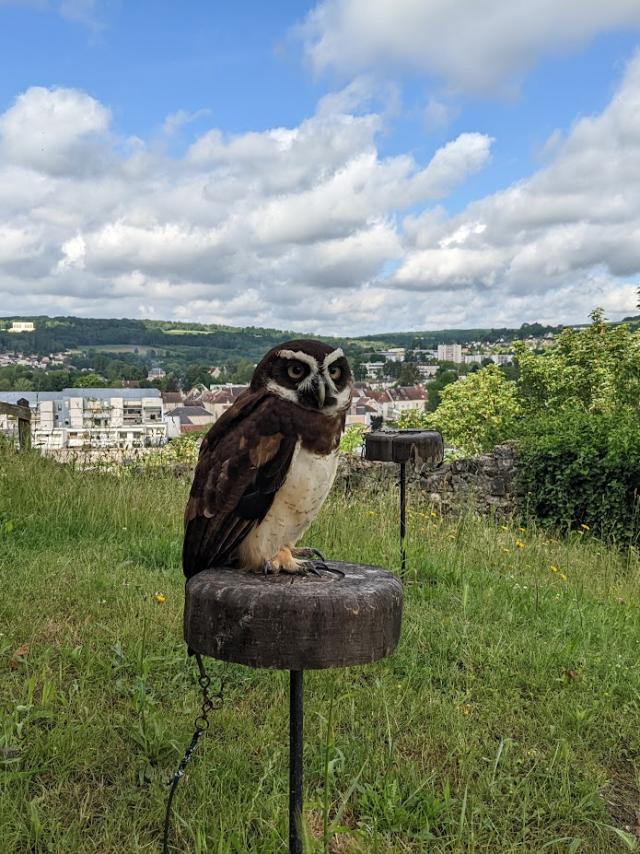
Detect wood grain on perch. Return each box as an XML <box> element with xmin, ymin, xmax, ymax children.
<box><xmin>184</xmin><ymin>562</ymin><xmax>403</xmax><ymax>670</ymax></box>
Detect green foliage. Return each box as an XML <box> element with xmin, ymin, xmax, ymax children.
<box><xmin>517</xmin><ymin>409</ymin><xmax>640</xmax><ymax>543</ymax></box>
<box><xmin>72</xmin><ymin>372</ymin><xmax>111</xmax><ymax>388</ymax></box>
<box><xmin>393</xmin><ymin>408</ymin><xmax>431</xmax><ymax>429</ymax></box>
<box><xmin>394</xmin><ymin>362</ymin><xmax>421</xmax><ymax>386</ymax></box>
<box><xmin>516</xmin><ymin>309</ymin><xmax>640</xmax><ymax>417</ymax></box>
<box><xmin>429</xmin><ymin>365</ymin><xmax>521</xmax><ymax>455</ymax></box>
<box><xmin>425</xmin><ymin>367</ymin><xmax>459</xmax><ymax>412</ymax></box>
<box><xmin>339</xmin><ymin>423</ymin><xmax>366</xmax><ymax>453</ymax></box>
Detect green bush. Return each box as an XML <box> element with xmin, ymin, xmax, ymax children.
<box><xmin>517</xmin><ymin>408</ymin><xmax>640</xmax><ymax>544</ymax></box>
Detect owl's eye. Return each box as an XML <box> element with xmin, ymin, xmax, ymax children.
<box><xmin>287</xmin><ymin>363</ymin><xmax>305</xmax><ymax>380</ymax></box>
<box><xmin>328</xmin><ymin>365</ymin><xmax>342</xmax><ymax>381</ymax></box>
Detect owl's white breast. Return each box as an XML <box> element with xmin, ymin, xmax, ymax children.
<box><xmin>237</xmin><ymin>441</ymin><xmax>338</xmax><ymax>568</ymax></box>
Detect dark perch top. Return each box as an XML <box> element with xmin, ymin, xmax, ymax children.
<box><xmin>184</xmin><ymin>562</ymin><xmax>403</xmax><ymax>670</ymax></box>
<box><xmin>364</xmin><ymin>429</ymin><xmax>444</xmax><ymax>466</ymax></box>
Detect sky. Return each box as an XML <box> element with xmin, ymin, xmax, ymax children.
<box><xmin>1</xmin><ymin>1</ymin><xmax>640</xmax><ymax>334</ymax></box>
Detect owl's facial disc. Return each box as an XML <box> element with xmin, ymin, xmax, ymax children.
<box><xmin>263</xmin><ymin>345</ymin><xmax>352</xmax><ymax>412</ymax></box>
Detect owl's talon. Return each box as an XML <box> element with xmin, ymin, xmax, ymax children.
<box><xmin>315</xmin><ymin>561</ymin><xmax>345</xmax><ymax>578</ymax></box>
<box><xmin>294</xmin><ymin>546</ymin><xmax>327</xmax><ymax>562</ymax></box>
<box><xmin>302</xmin><ymin>557</ymin><xmax>345</xmax><ymax>578</ymax></box>
<box><xmin>305</xmin><ymin>562</ymin><xmax>322</xmax><ymax>577</ymax></box>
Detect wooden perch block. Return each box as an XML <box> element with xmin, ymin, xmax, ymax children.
<box><xmin>184</xmin><ymin>562</ymin><xmax>403</xmax><ymax>670</ymax></box>
<box><xmin>364</xmin><ymin>429</ymin><xmax>444</xmax><ymax>466</ymax></box>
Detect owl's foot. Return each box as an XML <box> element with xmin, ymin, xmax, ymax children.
<box><xmin>262</xmin><ymin>559</ymin><xmax>278</xmax><ymax>576</ymax></box>
<box><xmin>265</xmin><ymin>547</ymin><xmax>308</xmax><ymax>575</ymax></box>
<box><xmin>292</xmin><ymin>547</ymin><xmax>345</xmax><ymax>579</ymax></box>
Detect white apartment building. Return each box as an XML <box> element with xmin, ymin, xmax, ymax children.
<box><xmin>363</xmin><ymin>361</ymin><xmax>386</xmax><ymax>379</ymax></box>
<box><xmin>380</xmin><ymin>348</ymin><xmax>406</xmax><ymax>362</ymax></box>
<box><xmin>437</xmin><ymin>343</ymin><xmax>463</xmax><ymax>363</ymax></box>
<box><xmin>417</xmin><ymin>364</ymin><xmax>439</xmax><ymax>378</ymax></box>
<box><xmin>0</xmin><ymin>388</ymin><xmax>166</xmax><ymax>451</ymax></box>
<box><xmin>9</xmin><ymin>321</ymin><xmax>35</xmax><ymax>333</ymax></box>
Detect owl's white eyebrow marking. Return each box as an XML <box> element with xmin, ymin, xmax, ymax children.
<box><xmin>323</xmin><ymin>348</ymin><xmax>344</xmax><ymax>367</ymax></box>
<box><xmin>277</xmin><ymin>349</ymin><xmax>319</xmax><ymax>371</ymax></box>
<box><xmin>266</xmin><ymin>380</ymin><xmax>299</xmax><ymax>403</ymax></box>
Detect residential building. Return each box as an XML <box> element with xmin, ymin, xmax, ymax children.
<box><xmin>437</xmin><ymin>343</ymin><xmax>463</xmax><ymax>363</ymax></box>
<box><xmin>188</xmin><ymin>384</ymin><xmax>248</xmax><ymax>420</ymax></box>
<box><xmin>361</xmin><ymin>385</ymin><xmax>427</xmax><ymax>421</ymax></box>
<box><xmin>147</xmin><ymin>366</ymin><xmax>166</xmax><ymax>381</ymax></box>
<box><xmin>362</xmin><ymin>361</ymin><xmax>386</xmax><ymax>379</ymax></box>
<box><xmin>161</xmin><ymin>391</ymin><xmax>184</xmax><ymax>413</ymax></box>
<box><xmin>417</xmin><ymin>364</ymin><xmax>439</xmax><ymax>379</ymax></box>
<box><xmin>165</xmin><ymin>405</ymin><xmax>216</xmax><ymax>437</ymax></box>
<box><xmin>0</xmin><ymin>388</ymin><xmax>166</xmax><ymax>451</ymax></box>
<box><xmin>9</xmin><ymin>321</ymin><xmax>35</xmax><ymax>333</ymax></box>
<box><xmin>380</xmin><ymin>348</ymin><xmax>406</xmax><ymax>362</ymax></box>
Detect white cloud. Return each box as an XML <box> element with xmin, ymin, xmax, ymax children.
<box><xmin>387</xmin><ymin>53</ymin><xmax>640</xmax><ymax>324</ymax></box>
<box><xmin>0</xmin><ymin>86</ymin><xmax>110</xmax><ymax>175</ymax></box>
<box><xmin>0</xmin><ymin>83</ymin><xmax>493</xmax><ymax>331</ymax></box>
<box><xmin>300</xmin><ymin>0</ymin><xmax>640</xmax><ymax>95</ymax></box>
<box><xmin>2</xmin><ymin>57</ymin><xmax>640</xmax><ymax>334</ymax></box>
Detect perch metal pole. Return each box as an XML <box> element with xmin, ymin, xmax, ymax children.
<box><xmin>399</xmin><ymin>461</ymin><xmax>407</xmax><ymax>572</ymax></box>
<box><xmin>289</xmin><ymin>670</ymin><xmax>304</xmax><ymax>854</ymax></box>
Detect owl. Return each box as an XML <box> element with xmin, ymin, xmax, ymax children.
<box><xmin>183</xmin><ymin>340</ymin><xmax>353</xmax><ymax>577</ymax></box>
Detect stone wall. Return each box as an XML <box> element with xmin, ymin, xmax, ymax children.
<box><xmin>421</xmin><ymin>443</ymin><xmax>520</xmax><ymax>516</ymax></box>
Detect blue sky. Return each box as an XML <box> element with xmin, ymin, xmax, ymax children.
<box><xmin>1</xmin><ymin>0</ymin><xmax>640</xmax><ymax>333</ymax></box>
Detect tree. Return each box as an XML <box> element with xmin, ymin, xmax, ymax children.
<box><xmin>227</xmin><ymin>358</ymin><xmax>255</xmax><ymax>384</ymax></box>
<box><xmin>515</xmin><ymin>309</ymin><xmax>640</xmax><ymax>417</ymax></box>
<box><xmin>74</xmin><ymin>372</ymin><xmax>110</xmax><ymax>388</ymax></box>
<box><xmin>395</xmin><ymin>363</ymin><xmax>421</xmax><ymax>386</ymax></box>
<box><xmin>428</xmin><ymin>365</ymin><xmax>521</xmax><ymax>455</ymax></box>
<box><xmin>425</xmin><ymin>368</ymin><xmax>458</xmax><ymax>412</ymax></box>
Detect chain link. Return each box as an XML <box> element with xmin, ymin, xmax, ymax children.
<box><xmin>163</xmin><ymin>652</ymin><xmax>224</xmax><ymax>853</ymax></box>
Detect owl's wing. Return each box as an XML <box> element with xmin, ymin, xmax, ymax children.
<box><xmin>182</xmin><ymin>391</ymin><xmax>297</xmax><ymax>578</ymax></box>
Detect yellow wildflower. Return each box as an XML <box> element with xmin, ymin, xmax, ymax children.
<box><xmin>515</xmin><ymin>540</ymin><xmax>525</xmax><ymax>549</ymax></box>
<box><xmin>518</xmin><ymin>527</ymin><xmax>526</xmax><ymax>533</ymax></box>
<box><xmin>154</xmin><ymin>593</ymin><xmax>166</xmax><ymax>604</ymax></box>
<box><xmin>559</xmin><ymin>573</ymin><xmax>567</xmax><ymax>581</ymax></box>
<box><xmin>549</xmin><ymin>565</ymin><xmax>559</xmax><ymax>573</ymax></box>
<box><xmin>460</xmin><ymin>704</ymin><xmax>472</xmax><ymax>716</ymax></box>
<box><xmin>580</xmin><ymin>523</ymin><xmax>590</xmax><ymax>531</ymax></box>
<box><xmin>430</xmin><ymin>511</ymin><xmax>438</xmax><ymax>518</ymax></box>
<box><xmin>500</xmin><ymin>525</ymin><xmax>509</xmax><ymax>532</ymax></box>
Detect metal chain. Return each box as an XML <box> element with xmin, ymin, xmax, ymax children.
<box><xmin>163</xmin><ymin>652</ymin><xmax>224</xmax><ymax>854</ymax></box>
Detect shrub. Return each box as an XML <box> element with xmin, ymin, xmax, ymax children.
<box><xmin>428</xmin><ymin>365</ymin><xmax>521</xmax><ymax>455</ymax></box>
<box><xmin>517</xmin><ymin>408</ymin><xmax>640</xmax><ymax>544</ymax></box>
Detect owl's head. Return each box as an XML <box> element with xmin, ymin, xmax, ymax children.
<box><xmin>252</xmin><ymin>339</ymin><xmax>353</xmax><ymax>413</ymax></box>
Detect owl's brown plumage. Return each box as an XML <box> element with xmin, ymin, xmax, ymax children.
<box><xmin>183</xmin><ymin>340</ymin><xmax>352</xmax><ymax>578</ymax></box>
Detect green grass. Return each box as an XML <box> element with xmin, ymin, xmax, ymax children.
<box><xmin>1</xmin><ymin>448</ymin><xmax>639</xmax><ymax>852</ymax></box>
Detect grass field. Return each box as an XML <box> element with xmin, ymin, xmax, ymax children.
<box><xmin>1</xmin><ymin>447</ymin><xmax>639</xmax><ymax>852</ymax></box>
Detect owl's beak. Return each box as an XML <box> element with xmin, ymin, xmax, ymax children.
<box><xmin>314</xmin><ymin>377</ymin><xmax>326</xmax><ymax>408</ymax></box>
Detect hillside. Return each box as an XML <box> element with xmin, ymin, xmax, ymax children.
<box><xmin>0</xmin><ymin>316</ymin><xmax>352</xmax><ymax>365</ymax></box>
<box><xmin>1</xmin><ymin>448</ymin><xmax>639</xmax><ymax>851</ymax></box>
<box><xmin>0</xmin><ymin>315</ymin><xmax>580</xmax><ymax>359</ymax></box>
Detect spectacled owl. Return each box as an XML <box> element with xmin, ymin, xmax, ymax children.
<box><xmin>183</xmin><ymin>340</ymin><xmax>353</xmax><ymax>577</ymax></box>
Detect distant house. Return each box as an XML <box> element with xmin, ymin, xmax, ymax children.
<box><xmin>147</xmin><ymin>366</ymin><xmax>166</xmax><ymax>381</ymax></box>
<box><xmin>417</xmin><ymin>364</ymin><xmax>439</xmax><ymax>379</ymax></box>
<box><xmin>355</xmin><ymin>385</ymin><xmax>427</xmax><ymax>422</ymax></box>
<box><xmin>186</xmin><ymin>384</ymin><xmax>248</xmax><ymax>420</ymax></box>
<box><xmin>165</xmin><ymin>405</ymin><xmax>216</xmax><ymax>437</ymax></box>
<box><xmin>380</xmin><ymin>348</ymin><xmax>406</xmax><ymax>362</ymax></box>
<box><xmin>161</xmin><ymin>391</ymin><xmax>184</xmax><ymax>413</ymax></box>
<box><xmin>9</xmin><ymin>321</ymin><xmax>35</xmax><ymax>333</ymax></box>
